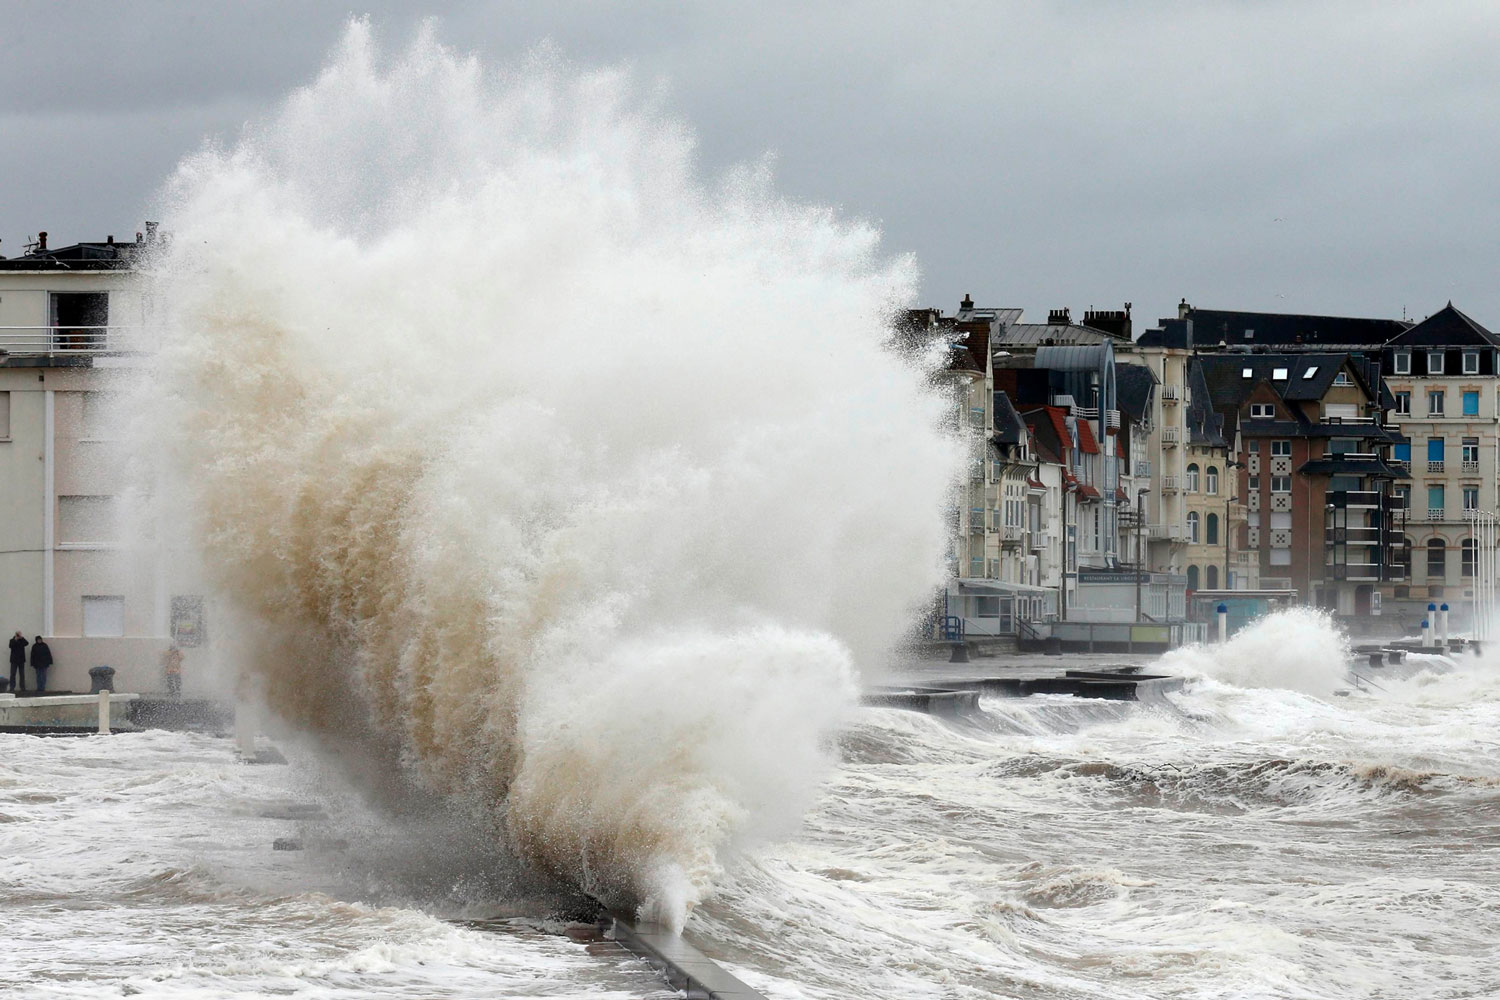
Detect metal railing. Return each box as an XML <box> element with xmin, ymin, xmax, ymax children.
<box><xmin>0</xmin><ymin>325</ymin><xmax>146</xmax><ymax>355</ymax></box>
<box><xmin>1161</xmin><ymin>385</ymin><xmax>1180</xmax><ymax>403</ymax></box>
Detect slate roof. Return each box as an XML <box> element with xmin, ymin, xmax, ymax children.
<box><xmin>1114</xmin><ymin>363</ymin><xmax>1157</xmax><ymax>422</ymax></box>
<box><xmin>1140</xmin><ymin>308</ymin><xmax>1410</xmax><ymax>350</ymax></box>
<box><xmin>993</xmin><ymin>390</ymin><xmax>1029</xmax><ymax>447</ymax></box>
<box><xmin>1388</xmin><ymin>303</ymin><xmax>1500</xmax><ymax>347</ymax></box>
<box><xmin>1186</xmin><ymin>361</ymin><xmax>1228</xmax><ymax>448</ymax></box>
<box><xmin>1194</xmin><ymin>353</ymin><xmax>1374</xmax><ymax>405</ymax></box>
<box><xmin>1298</xmin><ymin>456</ymin><xmax>1410</xmax><ymax>479</ymax></box>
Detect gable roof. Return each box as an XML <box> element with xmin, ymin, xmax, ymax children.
<box><xmin>1194</xmin><ymin>353</ymin><xmax>1373</xmax><ymax>407</ymax></box>
<box><xmin>1388</xmin><ymin>303</ymin><xmax>1500</xmax><ymax>347</ymax></box>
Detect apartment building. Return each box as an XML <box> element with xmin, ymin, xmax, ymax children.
<box><xmin>1196</xmin><ymin>353</ymin><xmax>1406</xmax><ymax>614</ymax></box>
<box><xmin>0</xmin><ymin>230</ymin><xmax>212</xmax><ymax>694</ymax></box>
<box><xmin>1379</xmin><ymin>304</ymin><xmax>1500</xmax><ymax>611</ymax></box>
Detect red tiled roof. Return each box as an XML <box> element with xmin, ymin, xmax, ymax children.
<box><xmin>1077</xmin><ymin>484</ymin><xmax>1101</xmax><ymax>500</ymax></box>
<box><xmin>1027</xmin><ymin>476</ymin><xmax>1045</xmax><ymax>489</ymax></box>
<box><xmin>1075</xmin><ymin>417</ymin><xmax>1100</xmax><ymax>455</ymax></box>
<box><xmin>1115</xmin><ymin>487</ymin><xmax>1129</xmax><ymax>502</ymax></box>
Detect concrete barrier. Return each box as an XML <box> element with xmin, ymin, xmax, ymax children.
<box><xmin>0</xmin><ymin>692</ymin><xmax>139</xmax><ymax>732</ymax></box>
<box><xmin>600</xmin><ymin>911</ymin><xmax>767</xmax><ymax>1000</ymax></box>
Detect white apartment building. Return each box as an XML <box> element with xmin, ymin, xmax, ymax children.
<box><xmin>1381</xmin><ymin>304</ymin><xmax>1500</xmax><ymax>612</ymax></box>
<box><xmin>0</xmin><ymin>231</ymin><xmax>214</xmax><ymax>694</ymax></box>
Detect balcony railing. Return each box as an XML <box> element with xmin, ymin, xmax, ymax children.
<box><xmin>1428</xmin><ymin>460</ymin><xmax>1445</xmax><ymax>472</ymax></box>
<box><xmin>1133</xmin><ymin>461</ymin><xmax>1152</xmax><ymax>478</ymax></box>
<box><xmin>0</xmin><ymin>325</ymin><xmax>147</xmax><ymax>355</ymax></box>
<box><xmin>1161</xmin><ymin>475</ymin><xmax>1181</xmax><ymax>492</ymax></box>
<box><xmin>1105</xmin><ymin>409</ymin><xmax>1121</xmax><ymax>429</ymax></box>
<box><xmin>1162</xmin><ymin>426</ymin><xmax>1181</xmax><ymax>444</ymax></box>
<box><xmin>1072</xmin><ymin>405</ymin><xmax>1099</xmax><ymax>419</ymax></box>
<box><xmin>1002</xmin><ymin>524</ymin><xmax>1024</xmax><ymax>542</ymax></box>
<box><xmin>1147</xmin><ymin>523</ymin><xmax>1186</xmax><ymax>540</ymax></box>
<box><xmin>1161</xmin><ymin>385</ymin><xmax>1180</xmax><ymax>403</ymax></box>
<box><xmin>1463</xmin><ymin>460</ymin><xmax>1480</xmax><ymax>472</ymax></box>
<box><xmin>1428</xmin><ymin>507</ymin><xmax>1445</xmax><ymax>520</ymax></box>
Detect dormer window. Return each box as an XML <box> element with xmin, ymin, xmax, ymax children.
<box><xmin>1333</xmin><ymin>372</ymin><xmax>1350</xmax><ymax>386</ymax></box>
<box><xmin>1272</xmin><ymin>367</ymin><xmax>1288</xmax><ymax>380</ymax></box>
<box><xmin>1393</xmin><ymin>351</ymin><xmax>1411</xmax><ymax>375</ymax></box>
<box><xmin>1464</xmin><ymin>351</ymin><xmax>1480</xmax><ymax>374</ymax></box>
<box><xmin>1250</xmin><ymin>403</ymin><xmax>1275</xmax><ymax>419</ymax></box>
<box><xmin>1428</xmin><ymin>350</ymin><xmax>1445</xmax><ymax>375</ymax></box>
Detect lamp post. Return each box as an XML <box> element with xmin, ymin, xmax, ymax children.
<box><xmin>1136</xmin><ymin>488</ymin><xmax>1151</xmax><ymax>622</ymax></box>
<box><xmin>1224</xmin><ymin>495</ymin><xmax>1239</xmax><ymax>590</ymax></box>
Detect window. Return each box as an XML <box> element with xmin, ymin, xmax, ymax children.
<box><xmin>1330</xmin><ymin>438</ymin><xmax>1360</xmax><ymax>455</ymax></box>
<box><xmin>1206</xmin><ymin>466</ymin><xmax>1219</xmax><ymax>495</ymax></box>
<box><xmin>1395</xmin><ymin>485</ymin><xmax>1411</xmax><ymax>509</ymax></box>
<box><xmin>1464</xmin><ymin>391</ymin><xmax>1480</xmax><ymax>416</ymax></box>
<box><xmin>1428</xmin><ymin>485</ymin><xmax>1445</xmax><ymax>516</ymax></box>
<box><xmin>82</xmin><ymin>596</ymin><xmax>125</xmax><ymax>637</ymax></box>
<box><xmin>1241</xmin><ymin>368</ymin><xmax>1253</xmax><ymax>379</ymax></box>
<box><xmin>1249</xmin><ymin>474</ymin><xmax>1260</xmax><ymax>491</ymax></box>
<box><xmin>1393</xmin><ymin>351</ymin><xmax>1411</xmax><ymax>375</ymax></box>
<box><xmin>1206</xmin><ymin>512</ymin><xmax>1219</xmax><ymax>545</ymax></box>
<box><xmin>1395</xmin><ymin>391</ymin><xmax>1410</xmax><ymax>415</ymax></box>
<box><xmin>1394</xmin><ymin>442</ymin><xmax>1411</xmax><ymax>464</ymax></box>
<box><xmin>50</xmin><ymin>292</ymin><xmax>109</xmax><ymax>349</ymax></box>
<box><xmin>1186</xmin><ymin>463</ymin><xmax>1200</xmax><ymax>491</ymax></box>
<box><xmin>1250</xmin><ymin>403</ymin><xmax>1275</xmax><ymax>419</ymax></box>
<box><xmin>1187</xmin><ymin>511</ymin><xmax>1200</xmax><ymax>543</ymax></box>
<box><xmin>1245</xmin><ymin>329</ymin><xmax>1255</xmax><ymax>340</ymax></box>
<box><xmin>1464</xmin><ymin>486</ymin><xmax>1479</xmax><ymax>510</ymax></box>
<box><xmin>1428</xmin><ymin>437</ymin><xmax>1445</xmax><ymax>463</ymax></box>
<box><xmin>1428</xmin><ymin>351</ymin><xmax>1445</xmax><ymax>375</ymax></box>
<box><xmin>1270</xmin><ymin>547</ymin><xmax>1292</xmax><ymax>566</ymax></box>
<box><xmin>1271</xmin><ymin>475</ymin><xmax>1291</xmax><ymax>493</ymax></box>
<box><xmin>1205</xmin><ymin>565</ymin><xmax>1219</xmax><ymax>589</ymax></box>
<box><xmin>1463</xmin><ymin>539</ymin><xmax>1476</xmax><ymax>577</ymax></box>
<box><xmin>1428</xmin><ymin>538</ymin><xmax>1446</xmax><ymax>579</ymax></box>
<box><xmin>1463</xmin><ymin>437</ymin><xmax>1480</xmax><ymax>465</ymax></box>
<box><xmin>1271</xmin><ymin>440</ymin><xmax>1291</xmax><ymax>457</ymax></box>
<box><xmin>1249</xmin><ymin>439</ymin><xmax>1261</xmax><ymax>452</ymax></box>
<box><xmin>1302</xmin><ymin>367</ymin><xmax>1319</xmax><ymax>379</ymax></box>
<box><xmin>1428</xmin><ymin>390</ymin><xmax>1445</xmax><ymax>415</ymax></box>
<box><xmin>0</xmin><ymin>391</ymin><xmax>8</xmax><ymax>439</ymax></box>
<box><xmin>58</xmin><ymin>495</ymin><xmax>118</xmax><ymax>545</ymax></box>
<box><xmin>1464</xmin><ymin>351</ymin><xmax>1480</xmax><ymax>375</ymax></box>
<box><xmin>1272</xmin><ymin>367</ymin><xmax>1289</xmax><ymax>380</ymax></box>
<box><xmin>1187</xmin><ymin>565</ymin><xmax>1200</xmax><ymax>590</ymax></box>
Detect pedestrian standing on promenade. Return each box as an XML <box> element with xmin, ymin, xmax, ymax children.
<box><xmin>29</xmin><ymin>637</ymin><xmax>52</xmax><ymax>693</ymax></box>
<box><xmin>162</xmin><ymin>644</ymin><xmax>184</xmax><ymax>699</ymax></box>
<box><xmin>8</xmin><ymin>631</ymin><xmax>27</xmax><ymax>694</ymax></box>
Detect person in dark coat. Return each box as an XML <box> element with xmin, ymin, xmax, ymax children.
<box><xmin>29</xmin><ymin>637</ymin><xmax>52</xmax><ymax>693</ymax></box>
<box><xmin>8</xmin><ymin>632</ymin><xmax>28</xmax><ymax>693</ymax></box>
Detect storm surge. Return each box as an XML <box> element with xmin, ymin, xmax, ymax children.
<box><xmin>137</xmin><ymin>23</ymin><xmax>959</xmax><ymax>927</ymax></box>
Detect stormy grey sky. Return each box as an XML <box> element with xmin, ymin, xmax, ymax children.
<box><xmin>4</xmin><ymin>1</ymin><xmax>1497</xmax><ymax>333</ymax></box>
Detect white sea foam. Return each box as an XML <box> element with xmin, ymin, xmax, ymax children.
<box><xmin>130</xmin><ymin>21</ymin><xmax>959</xmax><ymax>926</ymax></box>
<box><xmin>1155</xmin><ymin>607</ymin><xmax>1353</xmax><ymax>695</ymax></box>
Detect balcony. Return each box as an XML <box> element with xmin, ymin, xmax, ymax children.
<box><xmin>1391</xmin><ymin>460</ymin><xmax>1409</xmax><ymax>472</ymax></box>
<box><xmin>1161</xmin><ymin>475</ymin><xmax>1181</xmax><ymax>492</ymax></box>
<box><xmin>1133</xmin><ymin>461</ymin><xmax>1152</xmax><ymax>478</ymax></box>
<box><xmin>1161</xmin><ymin>385</ymin><xmax>1180</xmax><ymax>403</ymax></box>
<box><xmin>1162</xmin><ymin>426</ymin><xmax>1181</xmax><ymax>445</ymax></box>
<box><xmin>1463</xmin><ymin>460</ymin><xmax>1480</xmax><ymax>472</ymax></box>
<box><xmin>1428</xmin><ymin>507</ymin><xmax>1446</xmax><ymax>521</ymax></box>
<box><xmin>1072</xmin><ymin>405</ymin><xmax>1099</xmax><ymax>419</ymax></box>
<box><xmin>1148</xmin><ymin>523</ymin><xmax>1186</xmax><ymax>541</ymax></box>
<box><xmin>1002</xmin><ymin>524</ymin><xmax>1024</xmax><ymax>544</ymax></box>
<box><xmin>1105</xmin><ymin>409</ymin><xmax>1121</xmax><ymax>430</ymax></box>
<box><xmin>0</xmin><ymin>325</ymin><xmax>146</xmax><ymax>356</ymax></box>
<box><xmin>1428</xmin><ymin>460</ymin><xmax>1445</xmax><ymax>473</ymax></box>
<box><xmin>1328</xmin><ymin>490</ymin><xmax>1380</xmax><ymax>508</ymax></box>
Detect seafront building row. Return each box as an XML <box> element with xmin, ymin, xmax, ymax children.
<box><xmin>1</xmin><ymin>230</ymin><xmax>1497</xmax><ymax>686</ymax></box>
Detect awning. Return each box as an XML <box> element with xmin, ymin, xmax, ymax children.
<box><xmin>953</xmin><ymin>578</ymin><xmax>1057</xmax><ymax>595</ymax></box>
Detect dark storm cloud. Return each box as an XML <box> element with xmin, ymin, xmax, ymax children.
<box><xmin>5</xmin><ymin>0</ymin><xmax>1498</xmax><ymax>329</ymax></box>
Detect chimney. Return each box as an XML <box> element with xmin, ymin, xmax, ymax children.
<box><xmin>1047</xmin><ymin>307</ymin><xmax>1071</xmax><ymax>326</ymax></box>
<box><xmin>37</xmin><ymin>231</ymin><xmax>47</xmax><ymax>251</ymax></box>
<box><xmin>960</xmin><ymin>293</ymin><xmax>974</xmax><ymax>311</ymax></box>
<box><xmin>1178</xmin><ymin>297</ymin><xmax>1191</xmax><ymax>320</ymax></box>
<box><xmin>106</xmin><ymin>235</ymin><xmax>114</xmax><ymax>245</ymax></box>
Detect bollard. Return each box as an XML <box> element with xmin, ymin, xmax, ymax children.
<box><xmin>235</xmin><ymin>704</ymin><xmax>258</xmax><ymax>759</ymax></box>
<box><xmin>1421</xmin><ymin>618</ymin><xmax>1431</xmax><ymax>648</ymax></box>
<box><xmin>88</xmin><ymin>665</ymin><xmax>115</xmax><ymax>694</ymax></box>
<box><xmin>1439</xmin><ymin>603</ymin><xmax>1450</xmax><ymax>645</ymax></box>
<box><xmin>1368</xmin><ymin>652</ymin><xmax>1384</xmax><ymax>668</ymax></box>
<box><xmin>97</xmin><ymin>690</ymin><xmax>109</xmax><ymax>735</ymax></box>
<box><xmin>1217</xmin><ymin>603</ymin><xmax>1228</xmax><ymax>644</ymax></box>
